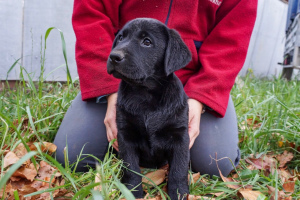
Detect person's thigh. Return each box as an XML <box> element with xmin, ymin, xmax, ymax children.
<box><xmin>190</xmin><ymin>96</ymin><xmax>240</xmax><ymax>177</ymax></box>
<box><xmin>53</xmin><ymin>92</ymin><xmax>108</xmax><ymax>172</ymax></box>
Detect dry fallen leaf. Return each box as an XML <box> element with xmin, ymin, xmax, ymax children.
<box><xmin>12</xmin><ymin>163</ymin><xmax>38</xmax><ymax>181</ymax></box>
<box><xmin>142</xmin><ymin>169</ymin><xmax>166</xmax><ymax>187</ymax></box>
<box><xmin>0</xmin><ymin>141</ymin><xmax>68</xmax><ymax>200</ymax></box>
<box><xmin>245</xmin><ymin>155</ymin><xmax>277</xmax><ymax>171</ymax></box>
<box><xmin>3</xmin><ymin>151</ymin><xmax>20</xmax><ymax>168</ymax></box>
<box><xmin>238</xmin><ymin>189</ymin><xmax>263</xmax><ymax>200</ymax></box>
<box><xmin>30</xmin><ymin>142</ymin><xmax>57</xmax><ymax>154</ymax></box>
<box><xmin>188</xmin><ymin>172</ymin><xmax>200</xmax><ymax>183</ymax></box>
<box><xmin>278</xmin><ymin>168</ymin><xmax>293</xmax><ymax>183</ymax></box>
<box><xmin>282</xmin><ymin>181</ymin><xmax>295</xmax><ymax>193</ymax></box>
<box><xmin>17</xmin><ymin>183</ymin><xmax>37</xmax><ymax>198</ymax></box>
<box><xmin>159</xmin><ymin>164</ymin><xmax>169</xmax><ymax>171</ymax></box>
<box><xmin>188</xmin><ymin>195</ymin><xmax>216</xmax><ymax>200</ymax></box>
<box><xmin>0</xmin><ymin>182</ymin><xmax>13</xmax><ymax>199</ymax></box>
<box><xmin>31</xmin><ymin>161</ymin><xmax>59</xmax><ymax>189</ymax></box>
<box><xmin>94</xmin><ymin>172</ymin><xmax>102</xmax><ymax>191</ymax></box>
<box><xmin>13</xmin><ymin>143</ymin><xmax>28</xmax><ymax>158</ymax></box>
<box><xmin>142</xmin><ymin>193</ymin><xmax>162</xmax><ymax>200</ymax></box>
<box><xmin>276</xmin><ymin>151</ymin><xmax>293</xmax><ymax>168</ymax></box>
<box><xmin>209</xmin><ymin>192</ymin><xmax>224</xmax><ymax>197</ymax></box>
<box><xmin>267</xmin><ymin>185</ymin><xmax>286</xmax><ymax>199</ymax></box>
<box><xmin>218</xmin><ymin>169</ymin><xmax>240</xmax><ymax>190</ymax></box>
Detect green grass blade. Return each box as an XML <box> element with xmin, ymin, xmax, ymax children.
<box><xmin>21</xmin><ymin>67</ymin><xmax>37</xmax><ymax>95</ymax></box>
<box><xmin>6</xmin><ymin>58</ymin><xmax>21</xmax><ymax>80</ymax></box>
<box><xmin>72</xmin><ymin>183</ymin><xmax>100</xmax><ymax>199</ymax></box>
<box><xmin>13</xmin><ymin>190</ymin><xmax>20</xmax><ymax>200</ymax></box>
<box><xmin>43</xmin><ymin>154</ymin><xmax>78</xmax><ymax>192</ymax></box>
<box><xmin>113</xmin><ymin>180</ymin><xmax>135</xmax><ymax>200</ymax></box>
<box><xmin>0</xmin><ymin>112</ymin><xmax>38</xmax><ymax>170</ymax></box>
<box><xmin>44</xmin><ymin>27</ymin><xmax>72</xmax><ymax>85</ymax></box>
<box><xmin>26</xmin><ymin>106</ymin><xmax>43</xmax><ymax>143</ymax></box>
<box><xmin>90</xmin><ymin>190</ymin><xmax>104</xmax><ymax>200</ymax></box>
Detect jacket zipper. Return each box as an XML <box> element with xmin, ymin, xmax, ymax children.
<box><xmin>164</xmin><ymin>0</ymin><xmax>174</xmax><ymax>25</ymax></box>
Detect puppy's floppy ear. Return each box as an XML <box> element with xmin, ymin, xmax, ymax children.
<box><xmin>164</xmin><ymin>29</ymin><xmax>192</xmax><ymax>76</ymax></box>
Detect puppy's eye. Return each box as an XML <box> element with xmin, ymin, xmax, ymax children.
<box><xmin>119</xmin><ymin>35</ymin><xmax>123</xmax><ymax>41</ymax></box>
<box><xmin>142</xmin><ymin>38</ymin><xmax>152</xmax><ymax>47</ymax></box>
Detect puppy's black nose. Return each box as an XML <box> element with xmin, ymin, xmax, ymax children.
<box><xmin>109</xmin><ymin>52</ymin><xmax>124</xmax><ymax>64</ymax></box>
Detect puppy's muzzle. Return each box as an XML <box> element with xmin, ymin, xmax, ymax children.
<box><xmin>109</xmin><ymin>51</ymin><xmax>124</xmax><ymax>64</ymax></box>
<box><xmin>107</xmin><ymin>51</ymin><xmax>125</xmax><ymax>74</ymax></box>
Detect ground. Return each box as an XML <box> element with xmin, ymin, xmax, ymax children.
<box><xmin>0</xmin><ymin>74</ymin><xmax>299</xmax><ymax>199</ymax></box>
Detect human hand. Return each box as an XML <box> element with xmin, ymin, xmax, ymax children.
<box><xmin>104</xmin><ymin>93</ymin><xmax>119</xmax><ymax>151</ymax></box>
<box><xmin>188</xmin><ymin>99</ymin><xmax>204</xmax><ymax>149</ymax></box>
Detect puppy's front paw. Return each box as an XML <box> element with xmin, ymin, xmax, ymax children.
<box><xmin>168</xmin><ymin>184</ymin><xmax>189</xmax><ymax>200</ymax></box>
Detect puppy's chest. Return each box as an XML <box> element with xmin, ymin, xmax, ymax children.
<box><xmin>140</xmin><ymin>111</ymin><xmax>169</xmax><ymax>133</ymax></box>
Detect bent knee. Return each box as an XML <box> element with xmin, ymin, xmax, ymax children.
<box><xmin>190</xmin><ymin>148</ymin><xmax>240</xmax><ymax>177</ymax></box>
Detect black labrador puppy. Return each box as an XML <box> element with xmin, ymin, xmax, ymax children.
<box><xmin>107</xmin><ymin>18</ymin><xmax>192</xmax><ymax>200</ymax></box>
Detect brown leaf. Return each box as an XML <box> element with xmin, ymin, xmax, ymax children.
<box><xmin>159</xmin><ymin>164</ymin><xmax>169</xmax><ymax>171</ymax></box>
<box><xmin>143</xmin><ymin>193</ymin><xmax>162</xmax><ymax>200</ymax></box>
<box><xmin>238</xmin><ymin>189</ymin><xmax>263</xmax><ymax>200</ymax></box>
<box><xmin>142</xmin><ymin>169</ymin><xmax>166</xmax><ymax>187</ymax></box>
<box><xmin>278</xmin><ymin>168</ymin><xmax>293</xmax><ymax>183</ymax></box>
<box><xmin>3</xmin><ymin>151</ymin><xmax>20</xmax><ymax>168</ymax></box>
<box><xmin>209</xmin><ymin>192</ymin><xmax>224</xmax><ymax>197</ymax></box>
<box><xmin>0</xmin><ymin>149</ymin><xmax>9</xmax><ymax>156</ymax></box>
<box><xmin>41</xmin><ymin>142</ymin><xmax>57</xmax><ymax>153</ymax></box>
<box><xmin>10</xmin><ymin>176</ymin><xmax>21</xmax><ymax>181</ymax></box>
<box><xmin>0</xmin><ymin>182</ymin><xmax>13</xmax><ymax>199</ymax></box>
<box><xmin>38</xmin><ymin>192</ymin><xmax>51</xmax><ymax>200</ymax></box>
<box><xmin>12</xmin><ymin>163</ymin><xmax>38</xmax><ymax>181</ymax></box>
<box><xmin>9</xmin><ymin>179</ymin><xmax>39</xmax><ymax>199</ymax></box>
<box><xmin>188</xmin><ymin>195</ymin><xmax>216</xmax><ymax>200</ymax></box>
<box><xmin>276</xmin><ymin>151</ymin><xmax>293</xmax><ymax>168</ymax></box>
<box><xmin>218</xmin><ymin>169</ymin><xmax>240</xmax><ymax>190</ymax></box>
<box><xmin>245</xmin><ymin>155</ymin><xmax>276</xmax><ymax>171</ymax></box>
<box><xmin>31</xmin><ymin>161</ymin><xmax>60</xmax><ymax>190</ymax></box>
<box><xmin>14</xmin><ymin>143</ymin><xmax>28</xmax><ymax>158</ymax></box>
<box><xmin>13</xmin><ymin>143</ymin><xmax>31</xmax><ymax>166</ymax></box>
<box><xmin>188</xmin><ymin>172</ymin><xmax>200</xmax><ymax>183</ymax></box>
<box><xmin>53</xmin><ymin>186</ymin><xmax>69</xmax><ymax>198</ymax></box>
<box><xmin>286</xmin><ymin>142</ymin><xmax>295</xmax><ymax>148</ymax></box>
<box><xmin>30</xmin><ymin>142</ymin><xmax>57</xmax><ymax>154</ymax></box>
<box><xmin>267</xmin><ymin>185</ymin><xmax>286</xmax><ymax>199</ymax></box>
<box><xmin>282</xmin><ymin>181</ymin><xmax>295</xmax><ymax>193</ymax></box>
<box><xmin>94</xmin><ymin>173</ymin><xmax>102</xmax><ymax>191</ymax></box>
<box><xmin>18</xmin><ymin>183</ymin><xmax>37</xmax><ymax>197</ymax></box>
<box><xmin>54</xmin><ymin>192</ymin><xmax>74</xmax><ymax>200</ymax></box>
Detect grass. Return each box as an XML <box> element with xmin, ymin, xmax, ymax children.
<box><xmin>0</xmin><ymin>28</ymin><xmax>299</xmax><ymax>199</ymax></box>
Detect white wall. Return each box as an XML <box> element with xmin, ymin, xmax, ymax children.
<box><xmin>240</xmin><ymin>0</ymin><xmax>288</xmax><ymax>77</ymax></box>
<box><xmin>0</xmin><ymin>0</ymin><xmax>23</xmax><ymax>80</ymax></box>
<box><xmin>0</xmin><ymin>0</ymin><xmax>288</xmax><ymax>81</ymax></box>
<box><xmin>0</xmin><ymin>0</ymin><xmax>76</xmax><ymax>81</ymax></box>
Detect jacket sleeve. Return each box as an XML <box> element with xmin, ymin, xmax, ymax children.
<box><xmin>184</xmin><ymin>0</ymin><xmax>257</xmax><ymax>117</ymax></box>
<box><xmin>72</xmin><ymin>0</ymin><xmax>122</xmax><ymax>101</ymax></box>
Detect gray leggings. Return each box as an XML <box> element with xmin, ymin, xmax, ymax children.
<box><xmin>53</xmin><ymin>93</ymin><xmax>240</xmax><ymax>177</ymax></box>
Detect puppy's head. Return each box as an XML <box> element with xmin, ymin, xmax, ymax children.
<box><xmin>107</xmin><ymin>18</ymin><xmax>191</xmax><ymax>84</ymax></box>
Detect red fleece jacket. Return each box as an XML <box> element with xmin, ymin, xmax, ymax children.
<box><xmin>72</xmin><ymin>0</ymin><xmax>257</xmax><ymax>117</ymax></box>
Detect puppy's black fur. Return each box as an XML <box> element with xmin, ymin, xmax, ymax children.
<box><xmin>107</xmin><ymin>18</ymin><xmax>192</xmax><ymax>200</ymax></box>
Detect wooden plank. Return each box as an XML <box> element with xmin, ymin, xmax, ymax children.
<box><xmin>0</xmin><ymin>0</ymin><xmax>23</xmax><ymax>80</ymax></box>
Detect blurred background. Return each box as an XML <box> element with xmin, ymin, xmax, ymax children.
<box><xmin>0</xmin><ymin>0</ymin><xmax>299</xmax><ymax>83</ymax></box>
